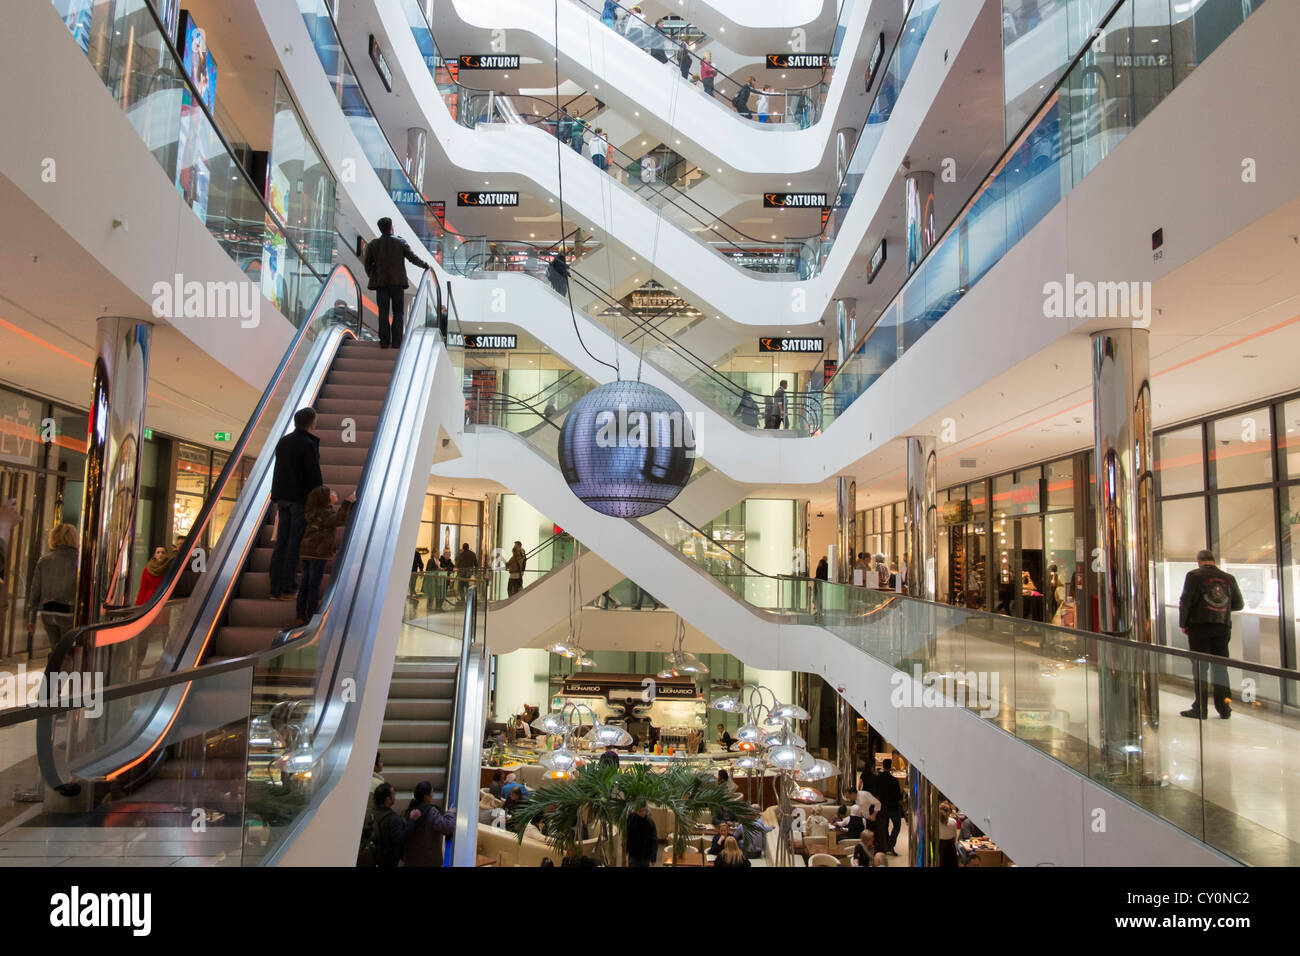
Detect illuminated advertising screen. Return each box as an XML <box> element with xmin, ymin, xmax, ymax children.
<box><xmin>176</xmin><ymin>11</ymin><xmax>217</xmax><ymax>223</ymax></box>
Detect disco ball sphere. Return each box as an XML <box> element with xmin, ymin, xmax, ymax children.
<box><xmin>557</xmin><ymin>380</ymin><xmax>695</xmax><ymax>518</ymax></box>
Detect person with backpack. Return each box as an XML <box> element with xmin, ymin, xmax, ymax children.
<box><xmin>733</xmin><ymin>76</ymin><xmax>757</xmax><ymax>118</ymax></box>
<box><xmin>1179</xmin><ymin>549</ymin><xmax>1244</xmax><ymax>719</ymax></box>
<box><xmin>370</xmin><ymin>782</ymin><xmax>418</xmax><ymax>867</ymax></box>
<box><xmin>403</xmin><ymin>781</ymin><xmax>456</xmax><ymax>867</ymax></box>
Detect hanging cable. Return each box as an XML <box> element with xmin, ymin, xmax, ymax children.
<box><xmin>553</xmin><ymin>0</ymin><xmax>620</xmax><ymax>377</ymax></box>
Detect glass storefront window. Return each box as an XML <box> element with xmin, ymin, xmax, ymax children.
<box><xmin>1209</xmin><ymin>407</ymin><xmax>1273</xmax><ymax>490</ymax></box>
<box><xmin>0</xmin><ymin>389</ymin><xmax>49</xmax><ymax>468</ymax></box>
<box><xmin>1157</xmin><ymin>423</ymin><xmax>1204</xmax><ymax>496</ymax></box>
<box><xmin>1278</xmin><ymin>399</ymin><xmax>1300</xmax><ymax>481</ymax></box>
<box><xmin>1045</xmin><ymin>457</ymin><xmax>1074</xmax><ymax>510</ymax></box>
<box><xmin>1159</xmin><ymin>496</ymin><xmax>1207</xmax><ymax>649</ymax></box>
<box><xmin>1279</xmin><ymin>485</ymin><xmax>1300</xmax><ymax>670</ymax></box>
<box><xmin>1214</xmin><ymin>488</ymin><xmax>1280</xmax><ymax>668</ymax></box>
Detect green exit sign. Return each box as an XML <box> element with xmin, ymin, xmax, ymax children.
<box><xmin>213</xmin><ymin>431</ymin><xmax>232</xmax><ymax>442</ymax></box>
<box><xmin>143</xmin><ymin>428</ymin><xmax>153</xmax><ymax>440</ymax></box>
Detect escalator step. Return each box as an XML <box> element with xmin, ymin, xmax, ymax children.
<box><xmin>211</xmin><ymin>626</ymin><xmax>283</xmax><ymax>658</ymax></box>
<box><xmin>314</xmin><ymin>397</ymin><xmax>385</xmax><ymax>417</ymax></box>
<box><xmin>381</xmin><ymin>719</ymin><xmax>453</xmax><ymax>742</ymax></box>
<box><xmin>384</xmin><ymin>699</ymin><xmax>454</xmax><ymax>721</ymax></box>
<box><xmin>227</xmin><ymin>597</ymin><xmax>298</xmax><ymax>628</ymax></box>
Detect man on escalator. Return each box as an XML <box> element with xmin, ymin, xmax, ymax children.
<box><xmin>364</xmin><ymin>216</ymin><xmax>430</xmax><ymax>350</ymax></box>
<box><xmin>269</xmin><ymin>407</ymin><xmax>322</xmax><ymax>602</ymax></box>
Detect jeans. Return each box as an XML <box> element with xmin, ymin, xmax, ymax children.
<box><xmin>601</xmin><ymin>13</ymin><xmax>615</xmax><ymax>29</ymax></box>
<box><xmin>650</xmin><ymin>48</ymin><xmax>668</xmax><ymax>63</ymax></box>
<box><xmin>703</xmin><ymin>76</ymin><xmax>714</xmax><ymax>98</ymax></box>
<box><xmin>1188</xmin><ymin>624</ymin><xmax>1232</xmax><ymax>714</ymax></box>
<box><xmin>507</xmin><ymin>577</ymin><xmax>522</xmax><ymax>597</ymax></box>
<box><xmin>376</xmin><ymin>285</ymin><xmax>406</xmax><ymax>347</ymax></box>
<box><xmin>593</xmin><ymin>154</ymin><xmax>606</xmax><ymax>171</ymax></box>
<box><xmin>269</xmin><ymin>501</ymin><xmax>306</xmax><ymax>597</ymax></box>
<box><xmin>297</xmin><ymin>558</ymin><xmax>327</xmax><ymax>621</ymax></box>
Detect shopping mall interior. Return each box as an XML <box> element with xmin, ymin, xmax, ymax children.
<box><xmin>0</xmin><ymin>0</ymin><xmax>1295</xmax><ymax>873</ymax></box>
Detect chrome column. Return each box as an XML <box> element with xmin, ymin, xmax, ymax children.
<box><xmin>835</xmin><ymin>475</ymin><xmax>856</xmax><ymax>584</ymax></box>
<box><xmin>74</xmin><ymin>318</ymin><xmax>152</xmax><ymax>627</ymax></box>
<box><xmin>406</xmin><ymin>127</ymin><xmax>428</xmax><ymax>191</ymax></box>
<box><xmin>904</xmin><ymin>170</ymin><xmax>936</xmax><ymax>274</ymax></box>
<box><xmin>836</xmin><ymin>694</ymin><xmax>857</xmax><ymax>798</ymax></box>
<box><xmin>835</xmin><ymin>297</ymin><xmax>856</xmax><ymax>367</ymax></box>
<box><xmin>835</xmin><ymin>127</ymin><xmax>857</xmax><ymax>184</ymax></box>
<box><xmin>1091</xmin><ymin>328</ymin><xmax>1160</xmax><ymax>782</ymax></box>
<box><xmin>905</xmin><ymin>436</ymin><xmax>937</xmax><ymax>600</ymax></box>
<box><xmin>908</xmin><ymin>765</ymin><xmax>942</xmax><ymax>867</ymax></box>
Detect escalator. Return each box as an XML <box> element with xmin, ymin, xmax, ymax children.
<box><xmin>437</xmin><ymin>403</ymin><xmax>1300</xmax><ymax>867</ymax></box>
<box><xmin>0</xmin><ymin>265</ymin><xmax>475</xmax><ymax>866</ymax></box>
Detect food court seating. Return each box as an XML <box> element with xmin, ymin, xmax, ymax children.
<box><xmin>808</xmin><ymin>853</ymin><xmax>841</xmax><ymax>867</ymax></box>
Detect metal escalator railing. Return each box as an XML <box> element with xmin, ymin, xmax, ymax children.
<box><xmin>32</xmin><ymin>268</ymin><xmax>439</xmax><ymax>802</ymax></box>
<box><xmin>1</xmin><ymin>271</ymin><xmax>451</xmax><ymax>865</ymax></box>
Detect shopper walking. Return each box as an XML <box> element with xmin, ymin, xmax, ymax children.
<box><xmin>363</xmin><ymin>216</ymin><xmax>430</xmax><ymax>350</ymax></box>
<box><xmin>1179</xmin><ymin>548</ymin><xmax>1244</xmax><ymax>719</ymax></box>
<box><xmin>506</xmin><ymin>540</ymin><xmax>526</xmax><ymax>597</ymax></box>
<box><xmin>733</xmin><ymin>76</ymin><xmax>757</xmax><ymax>118</ymax></box>
<box><xmin>135</xmin><ymin>545</ymin><xmax>171</xmax><ymax>606</ymax></box>
<box><xmin>873</xmin><ymin>759</ymin><xmax>903</xmax><ymax>854</ymax></box>
<box><xmin>774</xmin><ymin>379</ymin><xmax>788</xmax><ymax>428</ymax></box>
<box><xmin>268</xmin><ymin>407</ymin><xmax>322</xmax><ymax>601</ymax></box>
<box><xmin>26</xmin><ymin>523</ymin><xmax>78</xmax><ymax>652</ymax></box>
<box><xmin>625</xmin><ymin>804</ymin><xmax>658</xmax><ymax>866</ymax></box>
<box><xmin>370</xmin><ymin>783</ymin><xmax>417</xmax><ymax>867</ymax></box>
<box><xmin>403</xmin><ymin>781</ymin><xmax>456</xmax><ymax>867</ymax></box>
<box><xmin>700</xmin><ymin>51</ymin><xmax>717</xmax><ymax>100</ymax></box>
<box><xmin>295</xmin><ymin>485</ymin><xmax>356</xmax><ymax>625</ymax></box>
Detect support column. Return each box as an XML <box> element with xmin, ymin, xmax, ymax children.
<box><xmin>904</xmin><ymin>170</ymin><xmax>936</xmax><ymax>274</ymax></box>
<box><xmin>835</xmin><ymin>476</ymin><xmax>856</xmax><ymax>584</ymax></box>
<box><xmin>904</xmin><ymin>436</ymin><xmax>937</xmax><ymax>600</ymax></box>
<box><xmin>908</xmin><ymin>765</ymin><xmax>942</xmax><ymax>867</ymax></box>
<box><xmin>406</xmin><ymin>126</ymin><xmax>428</xmax><ymax>191</ymax></box>
<box><xmin>835</xmin><ymin>695</ymin><xmax>857</xmax><ymax>797</ymax></box>
<box><xmin>835</xmin><ymin>297</ymin><xmax>856</xmax><ymax>367</ymax></box>
<box><xmin>1091</xmin><ymin>328</ymin><xmax>1161</xmax><ymax>783</ymax></box>
<box><xmin>75</xmin><ymin>318</ymin><xmax>153</xmax><ymax>627</ymax></box>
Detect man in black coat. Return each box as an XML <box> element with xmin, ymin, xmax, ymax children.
<box><xmin>873</xmin><ymin>758</ymin><xmax>903</xmax><ymax>855</ymax></box>
<box><xmin>1179</xmin><ymin>549</ymin><xmax>1244</xmax><ymax>719</ymax></box>
<box><xmin>363</xmin><ymin>216</ymin><xmax>430</xmax><ymax>349</ymax></box>
<box><xmin>269</xmin><ymin>407</ymin><xmax>322</xmax><ymax>600</ymax></box>
<box><xmin>371</xmin><ymin>783</ymin><xmax>417</xmax><ymax>867</ymax></box>
<box><xmin>625</xmin><ymin>804</ymin><xmax>658</xmax><ymax>866</ymax></box>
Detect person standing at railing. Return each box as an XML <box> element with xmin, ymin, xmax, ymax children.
<box><xmin>757</xmin><ymin>86</ymin><xmax>773</xmax><ymax>123</ymax></box>
<box><xmin>364</xmin><ymin>216</ymin><xmax>430</xmax><ymax>350</ymax></box>
<box><xmin>547</xmin><ymin>252</ymin><xmax>570</xmax><ymax>295</ymax></box>
<box><xmin>601</xmin><ymin>0</ymin><xmax>619</xmax><ymax>30</ymax></box>
<box><xmin>700</xmin><ymin>51</ymin><xmax>717</xmax><ymax>99</ymax></box>
<box><xmin>590</xmin><ymin>128</ymin><xmax>609</xmax><ymax>170</ymax></box>
<box><xmin>733</xmin><ymin>77</ymin><xmax>757</xmax><ymax>119</ymax></box>
<box><xmin>774</xmin><ymin>379</ymin><xmax>788</xmax><ymax>428</ymax></box>
<box><xmin>455</xmin><ymin>542</ymin><xmax>479</xmax><ymax>601</ymax></box>
<box><xmin>506</xmin><ymin>541</ymin><xmax>526</xmax><ymax>597</ymax></box>
<box><xmin>734</xmin><ymin>392</ymin><xmax>759</xmax><ymax>427</ymax></box>
<box><xmin>677</xmin><ymin>39</ymin><xmax>692</xmax><ymax>79</ymax></box>
<box><xmin>1179</xmin><ymin>549</ymin><xmax>1244</xmax><ymax>720</ymax></box>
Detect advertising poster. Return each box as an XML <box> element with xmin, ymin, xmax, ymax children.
<box><xmin>175</xmin><ymin>12</ymin><xmax>217</xmax><ymax>223</ymax></box>
<box><xmin>63</xmin><ymin>0</ymin><xmax>94</xmax><ymax>53</ymax></box>
<box><xmin>261</xmin><ymin>214</ymin><xmax>288</xmax><ymax>313</ymax></box>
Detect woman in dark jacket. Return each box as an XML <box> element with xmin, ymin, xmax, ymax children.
<box><xmin>295</xmin><ymin>485</ymin><xmax>355</xmax><ymax>625</ymax></box>
<box><xmin>733</xmin><ymin>77</ymin><xmax>756</xmax><ymax>118</ymax></box>
<box><xmin>26</xmin><ymin>523</ymin><xmax>78</xmax><ymax>650</ymax></box>
<box><xmin>403</xmin><ymin>780</ymin><xmax>456</xmax><ymax>867</ymax></box>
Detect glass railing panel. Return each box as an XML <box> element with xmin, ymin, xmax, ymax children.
<box><xmin>50</xmin><ymin>0</ymin><xmax>323</xmax><ymax>326</ymax></box>
<box><xmin>823</xmin><ymin>0</ymin><xmax>1263</xmax><ymax>429</ymax></box>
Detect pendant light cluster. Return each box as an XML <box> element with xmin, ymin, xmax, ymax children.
<box><xmin>657</xmin><ymin>617</ymin><xmax>709</xmax><ymax>678</ymax></box>
<box><xmin>530</xmin><ymin>701</ymin><xmax>633</xmax><ymax>779</ymax></box>
<box><xmin>544</xmin><ymin>547</ymin><xmax>595</xmax><ymax>668</ymax></box>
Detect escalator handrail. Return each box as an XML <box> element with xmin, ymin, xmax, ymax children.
<box><xmin>41</xmin><ymin>264</ymin><xmax>362</xmax><ymax>680</ymax></box>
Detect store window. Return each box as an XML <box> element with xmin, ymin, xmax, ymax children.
<box><xmin>1157</xmin><ymin>424</ymin><xmax>1204</xmax><ymax>496</ymax></box>
<box><xmin>1209</xmin><ymin>407</ymin><xmax>1273</xmax><ymax>490</ymax></box>
<box><xmin>1158</xmin><ymin>496</ymin><xmax>1206</xmax><ymax>649</ymax></box>
<box><xmin>1213</xmin><ymin>488</ymin><xmax>1280</xmax><ymax>668</ymax></box>
<box><xmin>1045</xmin><ymin>457</ymin><xmax>1074</xmax><ymax>510</ymax></box>
<box><xmin>1278</xmin><ymin>399</ymin><xmax>1300</xmax><ymax>481</ymax></box>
